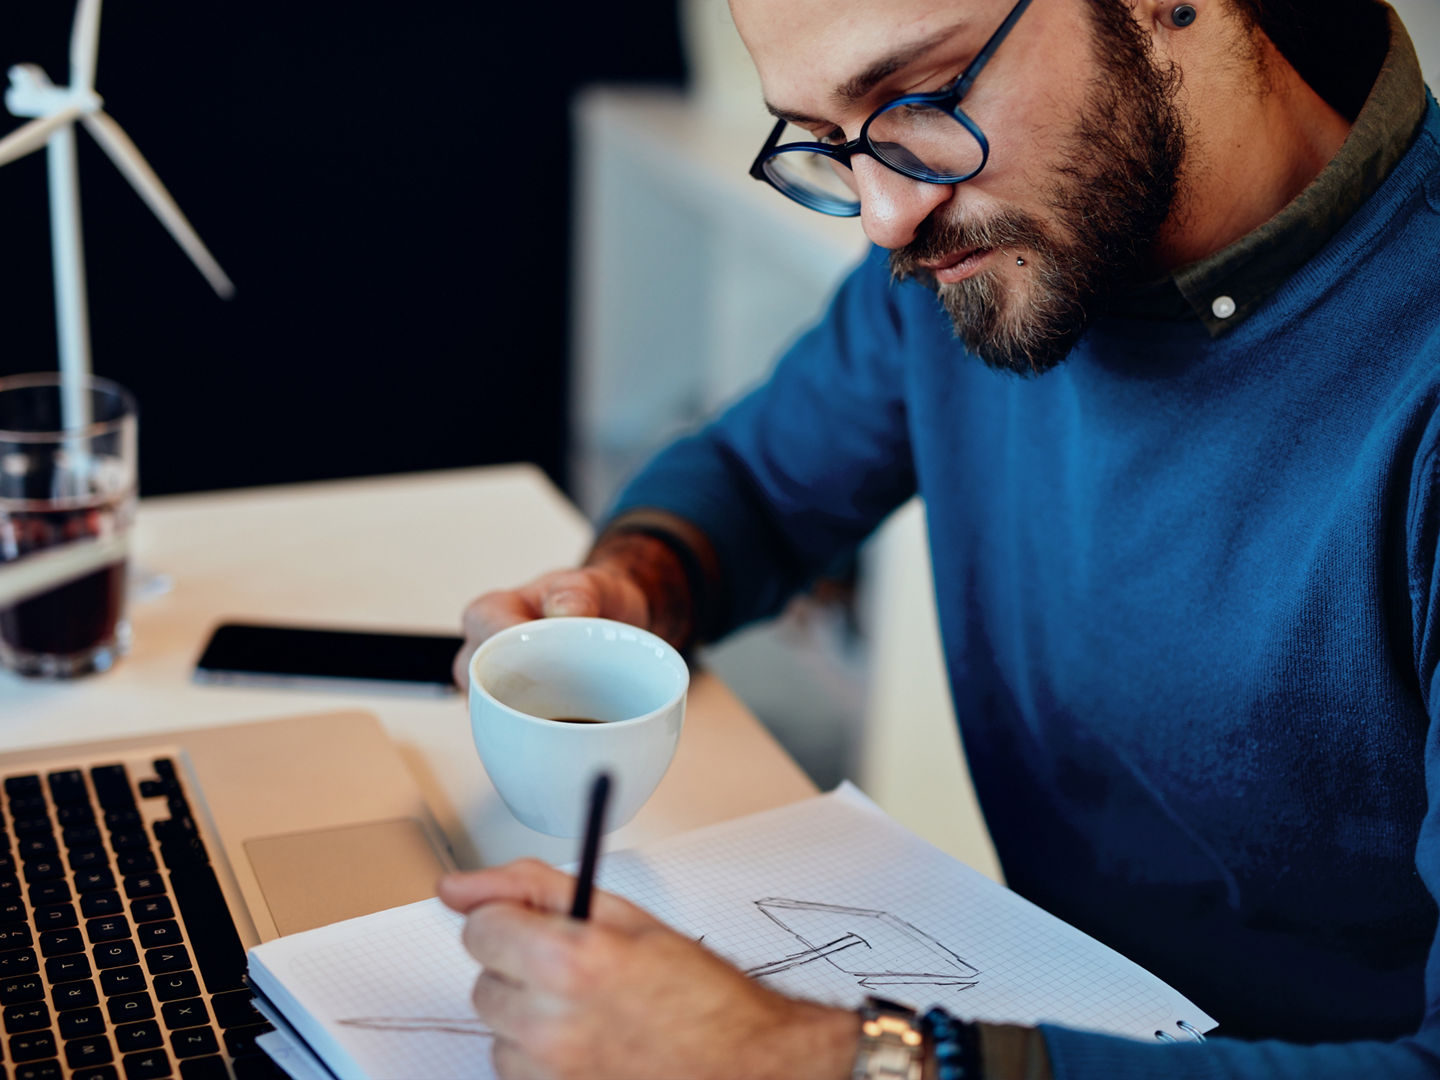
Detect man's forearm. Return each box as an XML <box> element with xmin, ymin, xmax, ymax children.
<box><xmin>586</xmin><ymin>509</ymin><xmax>724</xmax><ymax>650</ymax></box>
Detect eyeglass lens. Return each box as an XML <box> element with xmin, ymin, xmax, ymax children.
<box><xmin>764</xmin><ymin>107</ymin><xmax>984</xmax><ymax>213</ymax></box>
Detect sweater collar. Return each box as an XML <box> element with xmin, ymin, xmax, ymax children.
<box><xmin>1105</xmin><ymin>4</ymin><xmax>1428</xmax><ymax>335</ymax></box>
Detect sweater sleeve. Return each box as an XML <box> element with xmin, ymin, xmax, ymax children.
<box><xmin>607</xmin><ymin>246</ymin><xmax>918</xmax><ymax>635</ymax></box>
<box><xmin>1031</xmin><ymin>415</ymin><xmax>1440</xmax><ymax>1079</ymax></box>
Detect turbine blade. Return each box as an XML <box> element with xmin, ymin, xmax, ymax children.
<box><xmin>82</xmin><ymin>111</ymin><xmax>235</xmax><ymax>299</ymax></box>
<box><xmin>0</xmin><ymin>108</ymin><xmax>82</xmax><ymax>168</ymax></box>
<box><xmin>70</xmin><ymin>0</ymin><xmax>103</xmax><ymax>92</ymax></box>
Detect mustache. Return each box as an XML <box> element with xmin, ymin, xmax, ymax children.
<box><xmin>890</xmin><ymin>208</ymin><xmax>1054</xmax><ymax>282</ymax></box>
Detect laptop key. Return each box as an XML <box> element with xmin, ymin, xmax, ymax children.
<box><xmin>130</xmin><ymin>898</ymin><xmax>173</xmax><ymax>923</ymax></box>
<box><xmin>150</xmin><ymin>971</ymin><xmax>199</xmax><ymax>1002</ymax></box>
<box><xmin>120</xmin><ymin>1048</ymin><xmax>172</xmax><ymax>1080</ymax></box>
<box><xmin>103</xmin><ymin>811</ymin><xmax>141</xmax><ymax>832</ymax></box>
<box><xmin>115</xmin><ymin>1019</ymin><xmax>163</xmax><ymax>1052</ymax></box>
<box><xmin>4</xmin><ymin>777</ymin><xmax>42</xmax><ymax>799</ymax></box>
<box><xmin>58</xmin><ymin>1004</ymin><xmax>105</xmax><ymax>1039</ymax></box>
<box><xmin>63</xmin><ymin>825</ymin><xmax>102</xmax><ymax>849</ymax></box>
<box><xmin>169</xmin><ymin>1027</ymin><xmax>218</xmax><ymax>1059</ymax></box>
<box><xmin>8</xmin><ymin>796</ymin><xmax>46</xmax><ymax>816</ymax></box>
<box><xmin>22</xmin><ymin>859</ymin><xmax>63</xmax><ymax>883</ymax></box>
<box><xmin>116</xmin><ymin>853</ymin><xmax>157</xmax><ymax>877</ymax></box>
<box><xmin>0</xmin><ymin>925</ymin><xmax>33</xmax><ymax>949</ymax></box>
<box><xmin>56</xmin><ymin>805</ymin><xmax>96</xmax><ymax>827</ymax></box>
<box><xmin>38</xmin><ymin>928</ymin><xmax>84</xmax><ymax>957</ymax></box>
<box><xmin>178</xmin><ymin>1056</ymin><xmax>227</xmax><ymax>1080</ymax></box>
<box><xmin>0</xmin><ymin>948</ymin><xmax>40</xmax><ymax>977</ymax></box>
<box><xmin>107</xmin><ymin>992</ymin><xmax>156</xmax><ymax>1025</ymax></box>
<box><xmin>82</xmin><ymin>891</ymin><xmax>124</xmax><ymax>918</ymax></box>
<box><xmin>33</xmin><ymin>904</ymin><xmax>77</xmax><ymax>931</ymax></box>
<box><xmin>28</xmin><ymin>881</ymin><xmax>70</xmax><ymax>907</ymax></box>
<box><xmin>16</xmin><ymin>1060</ymin><xmax>65</xmax><ymax>1080</ymax></box>
<box><xmin>138</xmin><ymin>922</ymin><xmax>181</xmax><ymax>950</ymax></box>
<box><xmin>223</xmin><ymin>1024</ymin><xmax>271</xmax><ymax>1058</ymax></box>
<box><xmin>74</xmin><ymin>1065</ymin><xmax>120</xmax><ymax>1080</ymax></box>
<box><xmin>232</xmin><ymin>1052</ymin><xmax>286</xmax><ymax>1079</ymax></box>
<box><xmin>93</xmin><ymin>941</ymin><xmax>139</xmax><ymax>969</ymax></box>
<box><xmin>123</xmin><ymin>875</ymin><xmax>164</xmax><ymax>900</ymax></box>
<box><xmin>0</xmin><ymin>874</ymin><xmax>21</xmax><ymax>900</ymax></box>
<box><xmin>69</xmin><ymin>848</ymin><xmax>108</xmax><ymax>873</ymax></box>
<box><xmin>0</xmin><ymin>975</ymin><xmax>44</xmax><ymax>1004</ymax></box>
<box><xmin>208</xmin><ymin>989</ymin><xmax>262</xmax><ymax>1029</ymax></box>
<box><xmin>89</xmin><ymin>768</ymin><xmax>134</xmax><ymax>812</ymax></box>
<box><xmin>10</xmin><ymin>1029</ymin><xmax>57</xmax><ymax>1061</ymax></box>
<box><xmin>86</xmin><ymin>917</ymin><xmax>131</xmax><ymax>944</ymax></box>
<box><xmin>138</xmin><ymin>781</ymin><xmax>165</xmax><ymax>799</ymax></box>
<box><xmin>75</xmin><ymin>869</ymin><xmax>117</xmax><ymax>893</ymax></box>
<box><xmin>13</xmin><ymin>818</ymin><xmax>55</xmax><ymax>839</ymax></box>
<box><xmin>3</xmin><ymin>1001</ymin><xmax>50</xmax><ymax>1032</ymax></box>
<box><xmin>46</xmin><ymin>771</ymin><xmax>86</xmax><ymax>805</ymax></box>
<box><xmin>168</xmin><ymin>866</ymin><xmax>245</xmax><ymax>993</ymax></box>
<box><xmin>65</xmin><ymin>1032</ymin><xmax>115</xmax><ymax>1066</ymax></box>
<box><xmin>51</xmin><ymin>978</ymin><xmax>99</xmax><ymax>1011</ymax></box>
<box><xmin>110</xmin><ymin>832</ymin><xmax>149</xmax><ymax>853</ymax></box>
<box><xmin>0</xmin><ymin>898</ymin><xmax>26</xmax><ymax>923</ymax></box>
<box><xmin>45</xmin><ymin>954</ymin><xmax>91</xmax><ymax>983</ymax></box>
<box><xmin>160</xmin><ymin>998</ymin><xmax>207</xmax><ymax>1031</ymax></box>
<box><xmin>100</xmin><ymin>966</ymin><xmax>146</xmax><ymax>997</ymax></box>
<box><xmin>144</xmin><ymin>947</ymin><xmax>190</xmax><ymax>976</ymax></box>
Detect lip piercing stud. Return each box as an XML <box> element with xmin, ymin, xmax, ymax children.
<box><xmin>1171</xmin><ymin>4</ymin><xmax>1197</xmax><ymax>27</ymax></box>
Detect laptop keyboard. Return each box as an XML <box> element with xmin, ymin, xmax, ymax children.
<box><xmin>0</xmin><ymin>757</ymin><xmax>283</xmax><ymax>1080</ymax></box>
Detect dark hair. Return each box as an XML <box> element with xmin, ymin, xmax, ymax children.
<box><xmin>1229</xmin><ymin>0</ymin><xmax>1390</xmax><ymax>119</ymax></box>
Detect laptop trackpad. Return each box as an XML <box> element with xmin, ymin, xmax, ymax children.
<box><xmin>245</xmin><ymin>818</ymin><xmax>448</xmax><ymax>936</ymax></box>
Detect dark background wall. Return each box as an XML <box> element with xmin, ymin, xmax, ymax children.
<box><xmin>0</xmin><ymin>2</ymin><xmax>684</xmax><ymax>496</ymax></box>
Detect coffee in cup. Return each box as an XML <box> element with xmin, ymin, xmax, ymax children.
<box><xmin>468</xmin><ymin>617</ymin><xmax>689</xmax><ymax>836</ymax></box>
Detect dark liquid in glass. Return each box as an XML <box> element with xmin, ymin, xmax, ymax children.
<box><xmin>549</xmin><ymin>717</ymin><xmax>605</xmax><ymax>724</ymax></box>
<box><xmin>0</xmin><ymin>501</ymin><xmax>129</xmax><ymax>658</ymax></box>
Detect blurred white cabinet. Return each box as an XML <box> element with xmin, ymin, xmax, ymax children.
<box><xmin>570</xmin><ymin>86</ymin><xmax>1002</xmax><ymax>878</ymax></box>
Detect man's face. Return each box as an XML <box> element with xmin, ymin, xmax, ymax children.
<box><xmin>731</xmin><ymin>0</ymin><xmax>1187</xmax><ymax>374</ymax></box>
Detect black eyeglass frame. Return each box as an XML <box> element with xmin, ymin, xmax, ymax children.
<box><xmin>748</xmin><ymin>0</ymin><xmax>1035</xmax><ymax>216</ymax></box>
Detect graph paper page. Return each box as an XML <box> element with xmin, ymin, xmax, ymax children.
<box><xmin>248</xmin><ymin>785</ymin><xmax>1215</xmax><ymax>1080</ymax></box>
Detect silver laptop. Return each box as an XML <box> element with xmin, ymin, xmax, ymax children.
<box><xmin>0</xmin><ymin>710</ymin><xmax>452</xmax><ymax>1078</ymax></box>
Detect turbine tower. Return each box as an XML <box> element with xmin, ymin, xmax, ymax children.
<box><xmin>0</xmin><ymin>0</ymin><xmax>234</xmax><ymax>428</ymax></box>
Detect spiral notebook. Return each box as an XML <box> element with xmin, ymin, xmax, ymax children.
<box><xmin>247</xmin><ymin>785</ymin><xmax>1217</xmax><ymax>1080</ymax></box>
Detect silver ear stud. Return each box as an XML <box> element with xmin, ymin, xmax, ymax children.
<box><xmin>1171</xmin><ymin>4</ymin><xmax>1197</xmax><ymax>27</ymax></box>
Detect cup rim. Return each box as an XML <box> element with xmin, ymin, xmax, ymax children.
<box><xmin>0</xmin><ymin>373</ymin><xmax>138</xmax><ymax>443</ymax></box>
<box><xmin>468</xmin><ymin>616</ymin><xmax>689</xmax><ymax>730</ymax></box>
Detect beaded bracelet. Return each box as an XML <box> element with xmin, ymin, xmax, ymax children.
<box><xmin>920</xmin><ymin>1007</ymin><xmax>983</xmax><ymax>1080</ymax></box>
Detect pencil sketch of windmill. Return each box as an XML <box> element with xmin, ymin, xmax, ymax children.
<box><xmin>744</xmin><ymin>898</ymin><xmax>980</xmax><ymax>993</ymax></box>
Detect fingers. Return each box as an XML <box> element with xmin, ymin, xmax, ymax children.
<box><xmin>438</xmin><ymin>858</ymin><xmax>573</xmax><ymax>913</ymax></box>
<box><xmin>438</xmin><ymin>859</ymin><xmax>657</xmax><ymax>930</ymax></box>
<box><xmin>453</xmin><ymin>567</ymin><xmax>651</xmax><ymax>690</ymax></box>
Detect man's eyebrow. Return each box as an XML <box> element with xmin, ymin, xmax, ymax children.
<box><xmin>763</xmin><ymin>20</ymin><xmax>971</xmax><ymax>128</ymax></box>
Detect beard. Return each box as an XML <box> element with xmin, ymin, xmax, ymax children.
<box><xmin>890</xmin><ymin>4</ymin><xmax>1187</xmax><ymax>375</ymax></box>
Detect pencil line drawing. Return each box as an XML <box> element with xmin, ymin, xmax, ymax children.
<box><xmin>744</xmin><ymin>898</ymin><xmax>980</xmax><ymax>993</ymax></box>
<box><xmin>338</xmin><ymin>1017</ymin><xmax>493</xmax><ymax>1038</ymax></box>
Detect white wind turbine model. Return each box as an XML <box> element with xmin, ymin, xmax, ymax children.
<box><xmin>0</xmin><ymin>0</ymin><xmax>234</xmax><ymax>430</ymax></box>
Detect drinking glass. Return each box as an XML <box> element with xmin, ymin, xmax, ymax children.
<box><xmin>0</xmin><ymin>373</ymin><xmax>138</xmax><ymax>678</ymax></box>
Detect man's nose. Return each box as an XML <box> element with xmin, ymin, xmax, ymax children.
<box><xmin>852</xmin><ymin>156</ymin><xmax>954</xmax><ymax>249</ymax></box>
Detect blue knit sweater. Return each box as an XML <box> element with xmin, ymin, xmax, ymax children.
<box><xmin>612</xmin><ymin>96</ymin><xmax>1440</xmax><ymax>1079</ymax></box>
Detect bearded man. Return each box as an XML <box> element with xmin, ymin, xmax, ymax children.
<box><xmin>443</xmin><ymin>0</ymin><xmax>1440</xmax><ymax>1075</ymax></box>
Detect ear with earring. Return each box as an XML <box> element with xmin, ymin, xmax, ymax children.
<box><xmin>1170</xmin><ymin>4</ymin><xmax>1198</xmax><ymax>27</ymax></box>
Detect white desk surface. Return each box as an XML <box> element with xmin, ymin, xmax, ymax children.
<box><xmin>0</xmin><ymin>465</ymin><xmax>816</xmax><ymax>868</ymax></box>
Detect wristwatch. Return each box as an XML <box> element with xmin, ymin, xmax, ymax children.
<box><xmin>852</xmin><ymin>996</ymin><xmax>926</xmax><ymax>1080</ymax></box>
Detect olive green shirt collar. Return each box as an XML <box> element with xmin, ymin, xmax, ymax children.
<box><xmin>1107</xmin><ymin>5</ymin><xmax>1428</xmax><ymax>335</ymax></box>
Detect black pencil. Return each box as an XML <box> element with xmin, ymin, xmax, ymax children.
<box><xmin>569</xmin><ymin>772</ymin><xmax>611</xmax><ymax>920</ymax></box>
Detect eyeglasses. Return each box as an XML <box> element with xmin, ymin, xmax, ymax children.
<box><xmin>749</xmin><ymin>0</ymin><xmax>1034</xmax><ymax>216</ymax></box>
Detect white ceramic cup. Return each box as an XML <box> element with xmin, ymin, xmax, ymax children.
<box><xmin>468</xmin><ymin>617</ymin><xmax>689</xmax><ymax>837</ymax></box>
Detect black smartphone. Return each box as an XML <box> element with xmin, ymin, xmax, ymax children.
<box><xmin>194</xmin><ymin>622</ymin><xmax>465</xmax><ymax>697</ymax></box>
